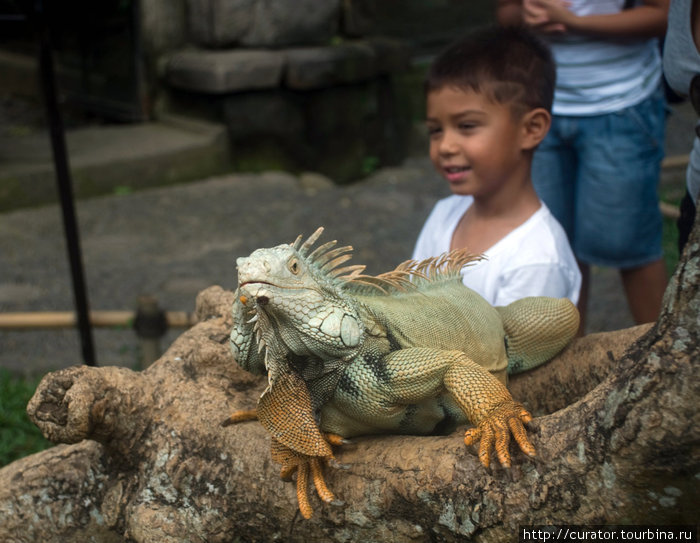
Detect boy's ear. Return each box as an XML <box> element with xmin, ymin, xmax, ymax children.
<box><xmin>520</xmin><ymin>108</ymin><xmax>551</xmax><ymax>151</ymax></box>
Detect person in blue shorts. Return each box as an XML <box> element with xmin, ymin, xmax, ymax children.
<box><xmin>497</xmin><ymin>0</ymin><xmax>669</xmax><ymax>330</ymax></box>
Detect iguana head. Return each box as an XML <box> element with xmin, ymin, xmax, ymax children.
<box><xmin>235</xmin><ymin>228</ymin><xmax>365</xmax><ymax>368</ymax></box>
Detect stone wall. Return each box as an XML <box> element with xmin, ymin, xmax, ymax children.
<box><xmin>154</xmin><ymin>0</ymin><xmax>413</xmax><ymax>181</ymax></box>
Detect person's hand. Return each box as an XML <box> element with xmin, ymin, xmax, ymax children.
<box><xmin>523</xmin><ymin>0</ymin><xmax>572</xmax><ymax>33</ymax></box>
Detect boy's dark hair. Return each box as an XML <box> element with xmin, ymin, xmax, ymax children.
<box><xmin>426</xmin><ymin>25</ymin><xmax>556</xmax><ymax>115</ymax></box>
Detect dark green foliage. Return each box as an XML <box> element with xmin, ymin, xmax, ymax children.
<box><xmin>663</xmin><ymin>215</ymin><xmax>680</xmax><ymax>277</ymax></box>
<box><xmin>660</xmin><ymin>183</ymin><xmax>683</xmax><ymax>277</ymax></box>
<box><xmin>0</xmin><ymin>369</ymin><xmax>51</xmax><ymax>467</ymax></box>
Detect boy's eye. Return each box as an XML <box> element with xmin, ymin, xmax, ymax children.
<box><xmin>426</xmin><ymin>126</ymin><xmax>442</xmax><ymax>137</ymax></box>
<box><xmin>458</xmin><ymin>122</ymin><xmax>477</xmax><ymax>131</ymax></box>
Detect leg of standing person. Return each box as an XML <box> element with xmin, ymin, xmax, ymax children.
<box><xmin>618</xmin><ymin>87</ymin><xmax>668</xmax><ymax>325</ymax></box>
<box><xmin>620</xmin><ymin>258</ymin><xmax>667</xmax><ymax>323</ymax></box>
<box><xmin>574</xmin><ymin>86</ymin><xmax>667</xmax><ymax>325</ymax></box>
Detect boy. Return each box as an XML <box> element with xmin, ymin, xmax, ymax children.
<box><xmin>413</xmin><ymin>25</ymin><xmax>581</xmax><ymax>307</ymax></box>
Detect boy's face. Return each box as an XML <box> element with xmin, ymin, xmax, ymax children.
<box><xmin>426</xmin><ymin>86</ymin><xmax>528</xmax><ymax>199</ymax></box>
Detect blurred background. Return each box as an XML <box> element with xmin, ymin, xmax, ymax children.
<box><xmin>0</xmin><ymin>0</ymin><xmax>693</xmax><ymax>464</ymax></box>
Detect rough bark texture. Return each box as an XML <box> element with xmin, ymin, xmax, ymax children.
<box><xmin>0</xmin><ymin>224</ymin><xmax>698</xmax><ymax>542</ymax></box>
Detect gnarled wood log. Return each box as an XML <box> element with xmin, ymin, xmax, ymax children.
<box><xmin>0</xmin><ymin>224</ymin><xmax>698</xmax><ymax>542</ymax></box>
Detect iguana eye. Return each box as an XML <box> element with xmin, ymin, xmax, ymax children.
<box><xmin>288</xmin><ymin>258</ymin><xmax>300</xmax><ymax>275</ymax></box>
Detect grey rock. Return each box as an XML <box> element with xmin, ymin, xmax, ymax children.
<box><xmin>186</xmin><ymin>0</ymin><xmax>256</xmax><ymax>47</ymax></box>
<box><xmin>223</xmin><ymin>91</ymin><xmax>304</xmax><ymax>138</ymax></box>
<box><xmin>186</xmin><ymin>0</ymin><xmax>341</xmax><ymax>48</ymax></box>
<box><xmin>284</xmin><ymin>42</ymin><xmax>376</xmax><ymax>90</ymax></box>
<box><xmin>242</xmin><ymin>0</ymin><xmax>341</xmax><ymax>47</ymax></box>
<box><xmin>341</xmin><ymin>0</ymin><xmax>376</xmax><ymax>37</ymax></box>
<box><xmin>0</xmin><ymin>116</ymin><xmax>231</xmax><ymax>211</ymax></box>
<box><xmin>365</xmin><ymin>37</ymin><xmax>412</xmax><ymax>74</ymax></box>
<box><xmin>167</xmin><ymin>49</ymin><xmax>284</xmax><ymax>93</ymax></box>
<box><xmin>140</xmin><ymin>0</ymin><xmax>187</xmax><ymax>57</ymax></box>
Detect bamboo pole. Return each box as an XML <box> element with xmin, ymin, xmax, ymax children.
<box><xmin>662</xmin><ymin>154</ymin><xmax>690</xmax><ymax>170</ymax></box>
<box><xmin>660</xmin><ymin>201</ymin><xmax>682</xmax><ymax>220</ymax></box>
<box><xmin>0</xmin><ymin>311</ymin><xmax>195</xmax><ymax>330</ymax></box>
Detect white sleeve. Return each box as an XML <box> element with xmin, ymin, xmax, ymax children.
<box><xmin>494</xmin><ymin>263</ymin><xmax>580</xmax><ymax>307</ymax></box>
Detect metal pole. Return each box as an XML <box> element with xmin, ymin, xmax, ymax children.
<box><xmin>36</xmin><ymin>2</ymin><xmax>96</xmax><ymax>365</ymax></box>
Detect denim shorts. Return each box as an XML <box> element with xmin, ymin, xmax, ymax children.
<box><xmin>532</xmin><ymin>85</ymin><xmax>666</xmax><ymax>268</ymax></box>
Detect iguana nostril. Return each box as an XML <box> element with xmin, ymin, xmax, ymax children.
<box><xmin>256</xmin><ymin>295</ymin><xmax>269</xmax><ymax>306</ymax></box>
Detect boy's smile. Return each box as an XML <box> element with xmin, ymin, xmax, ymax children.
<box><xmin>443</xmin><ymin>165</ymin><xmax>472</xmax><ymax>184</ymax></box>
<box><xmin>426</xmin><ymin>86</ymin><xmax>528</xmax><ymax>199</ymax></box>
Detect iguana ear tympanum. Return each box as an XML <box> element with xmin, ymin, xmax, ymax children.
<box><xmin>224</xmin><ymin>227</ymin><xmax>579</xmax><ymax>518</ymax></box>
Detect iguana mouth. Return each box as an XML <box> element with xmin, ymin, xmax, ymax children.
<box><xmin>240</xmin><ymin>280</ymin><xmax>320</xmax><ymax>294</ymax></box>
<box><xmin>239</xmin><ymin>280</ymin><xmax>276</xmax><ymax>288</ymax></box>
<box><xmin>239</xmin><ymin>280</ymin><xmax>302</xmax><ymax>293</ymax></box>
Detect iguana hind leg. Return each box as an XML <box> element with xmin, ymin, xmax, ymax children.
<box><xmin>497</xmin><ymin>297</ymin><xmax>579</xmax><ymax>374</ymax></box>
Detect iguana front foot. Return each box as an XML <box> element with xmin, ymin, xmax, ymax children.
<box><xmin>221</xmin><ymin>409</ymin><xmax>346</xmax><ymax>517</ymax></box>
<box><xmin>270</xmin><ymin>438</ymin><xmax>345</xmax><ymax>519</ymax></box>
<box><xmin>463</xmin><ymin>402</ymin><xmax>535</xmax><ymax>468</ymax></box>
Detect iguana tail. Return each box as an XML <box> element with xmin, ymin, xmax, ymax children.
<box><xmin>496</xmin><ymin>297</ymin><xmax>579</xmax><ymax>375</ymax></box>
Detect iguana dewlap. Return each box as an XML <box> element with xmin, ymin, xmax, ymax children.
<box><xmin>226</xmin><ymin>227</ymin><xmax>579</xmax><ymax>518</ymax></box>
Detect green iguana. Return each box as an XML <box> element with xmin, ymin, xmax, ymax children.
<box><xmin>225</xmin><ymin>227</ymin><xmax>579</xmax><ymax>518</ymax></box>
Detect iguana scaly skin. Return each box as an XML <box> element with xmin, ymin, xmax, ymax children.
<box><xmin>225</xmin><ymin>227</ymin><xmax>579</xmax><ymax>518</ymax></box>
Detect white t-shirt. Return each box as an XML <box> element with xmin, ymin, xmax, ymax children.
<box><xmin>412</xmin><ymin>195</ymin><xmax>581</xmax><ymax>307</ymax></box>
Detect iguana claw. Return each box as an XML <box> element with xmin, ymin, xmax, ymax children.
<box><xmin>271</xmin><ymin>437</ymin><xmax>345</xmax><ymax>519</ymax></box>
<box><xmin>220</xmin><ymin>408</ymin><xmax>258</xmax><ymax>427</ymax></box>
<box><xmin>324</xmin><ymin>433</ymin><xmax>350</xmax><ymax>446</ymax></box>
<box><xmin>463</xmin><ymin>402</ymin><xmax>535</xmax><ymax>468</ymax></box>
